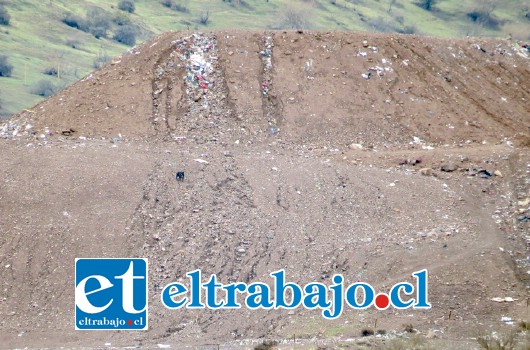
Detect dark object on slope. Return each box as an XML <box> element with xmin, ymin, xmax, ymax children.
<box><xmin>478</xmin><ymin>169</ymin><xmax>493</xmax><ymax>178</ymax></box>
<box><xmin>176</xmin><ymin>172</ymin><xmax>185</xmax><ymax>181</ymax></box>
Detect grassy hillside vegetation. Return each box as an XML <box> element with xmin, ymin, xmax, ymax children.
<box><xmin>0</xmin><ymin>0</ymin><xmax>528</xmax><ymax>118</ymax></box>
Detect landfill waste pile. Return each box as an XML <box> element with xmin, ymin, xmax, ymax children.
<box><xmin>472</xmin><ymin>40</ymin><xmax>530</xmax><ymax>59</ymax></box>
<box><xmin>175</xmin><ymin>33</ymin><xmax>218</xmax><ymax>117</ymax></box>
<box><xmin>260</xmin><ymin>35</ymin><xmax>280</xmax><ymax>135</ymax></box>
<box><xmin>0</xmin><ymin>31</ymin><xmax>529</xmax><ymax>349</ymax></box>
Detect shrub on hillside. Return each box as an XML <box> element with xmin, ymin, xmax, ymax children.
<box><xmin>368</xmin><ymin>16</ymin><xmax>398</xmax><ymax>32</ymax></box>
<box><xmin>93</xmin><ymin>54</ymin><xmax>112</xmax><ymax>69</ymax></box>
<box><xmin>0</xmin><ymin>5</ymin><xmax>10</xmax><ymax>25</ymax></box>
<box><xmin>400</xmin><ymin>25</ymin><xmax>417</xmax><ymax>34</ymax></box>
<box><xmin>173</xmin><ymin>3</ymin><xmax>189</xmax><ymax>13</ymax></box>
<box><xmin>198</xmin><ymin>10</ymin><xmax>210</xmax><ymax>25</ymax></box>
<box><xmin>276</xmin><ymin>4</ymin><xmax>313</xmax><ymax>29</ymax></box>
<box><xmin>161</xmin><ymin>0</ymin><xmax>189</xmax><ymax>13</ymax></box>
<box><xmin>63</xmin><ymin>8</ymin><xmax>113</xmax><ymax>39</ymax></box>
<box><xmin>417</xmin><ymin>0</ymin><xmax>437</xmax><ymax>11</ymax></box>
<box><xmin>467</xmin><ymin>1</ymin><xmax>500</xmax><ymax>29</ymax></box>
<box><xmin>161</xmin><ymin>0</ymin><xmax>174</xmax><ymax>8</ymax></box>
<box><xmin>222</xmin><ymin>0</ymin><xmax>252</xmax><ymax>10</ymax></box>
<box><xmin>31</xmin><ymin>80</ymin><xmax>57</xmax><ymax>97</ymax></box>
<box><xmin>118</xmin><ymin>0</ymin><xmax>135</xmax><ymax>14</ymax></box>
<box><xmin>113</xmin><ymin>25</ymin><xmax>136</xmax><ymax>46</ymax></box>
<box><xmin>254</xmin><ymin>340</ymin><xmax>278</xmax><ymax>350</ymax></box>
<box><xmin>62</xmin><ymin>12</ymin><xmax>86</xmax><ymax>30</ymax></box>
<box><xmin>86</xmin><ymin>7</ymin><xmax>112</xmax><ymax>39</ymax></box>
<box><xmin>0</xmin><ymin>55</ymin><xmax>13</xmax><ymax>77</ymax></box>
<box><xmin>113</xmin><ymin>12</ymin><xmax>132</xmax><ymax>26</ymax></box>
<box><xmin>467</xmin><ymin>10</ymin><xmax>500</xmax><ymax>29</ymax></box>
<box><xmin>43</xmin><ymin>66</ymin><xmax>58</xmax><ymax>77</ymax></box>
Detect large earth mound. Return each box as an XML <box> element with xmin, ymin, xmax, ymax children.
<box><xmin>0</xmin><ymin>30</ymin><xmax>529</xmax><ymax>349</ymax></box>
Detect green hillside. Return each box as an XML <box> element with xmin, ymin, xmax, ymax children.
<box><xmin>0</xmin><ymin>0</ymin><xmax>528</xmax><ymax>118</ymax></box>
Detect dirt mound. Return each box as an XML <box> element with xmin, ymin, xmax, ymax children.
<box><xmin>4</xmin><ymin>31</ymin><xmax>530</xmax><ymax>145</ymax></box>
<box><xmin>0</xmin><ymin>31</ymin><xmax>529</xmax><ymax>348</ymax></box>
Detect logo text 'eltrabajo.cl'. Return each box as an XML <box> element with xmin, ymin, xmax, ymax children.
<box><xmin>161</xmin><ymin>269</ymin><xmax>431</xmax><ymax>319</ymax></box>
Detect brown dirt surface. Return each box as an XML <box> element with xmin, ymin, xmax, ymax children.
<box><xmin>0</xmin><ymin>30</ymin><xmax>529</xmax><ymax>349</ymax></box>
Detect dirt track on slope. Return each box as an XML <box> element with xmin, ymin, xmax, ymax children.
<box><xmin>0</xmin><ymin>30</ymin><xmax>529</xmax><ymax>349</ymax></box>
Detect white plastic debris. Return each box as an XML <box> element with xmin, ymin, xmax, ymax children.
<box><xmin>501</xmin><ymin>316</ymin><xmax>514</xmax><ymax>325</ymax></box>
<box><xmin>491</xmin><ymin>297</ymin><xmax>516</xmax><ymax>303</ymax></box>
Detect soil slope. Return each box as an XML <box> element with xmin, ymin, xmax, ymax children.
<box><xmin>0</xmin><ymin>30</ymin><xmax>529</xmax><ymax>349</ymax></box>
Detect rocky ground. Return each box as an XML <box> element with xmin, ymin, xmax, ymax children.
<box><xmin>0</xmin><ymin>30</ymin><xmax>529</xmax><ymax>349</ymax></box>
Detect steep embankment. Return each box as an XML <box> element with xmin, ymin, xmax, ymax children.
<box><xmin>0</xmin><ymin>31</ymin><xmax>529</xmax><ymax>348</ymax></box>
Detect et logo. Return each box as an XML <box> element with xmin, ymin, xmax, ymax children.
<box><xmin>75</xmin><ymin>258</ymin><xmax>148</xmax><ymax>330</ymax></box>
